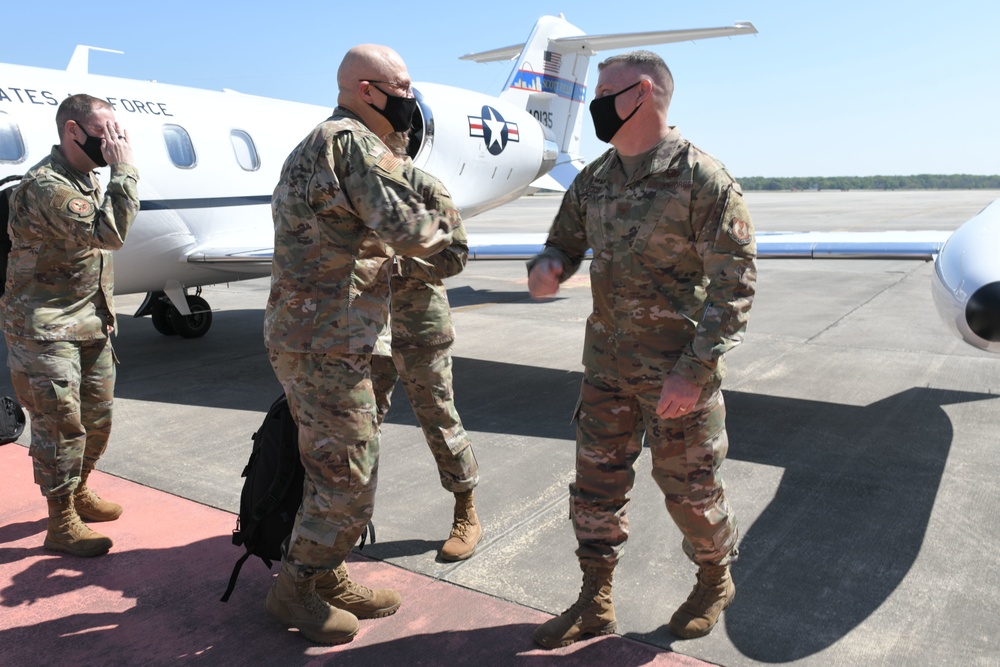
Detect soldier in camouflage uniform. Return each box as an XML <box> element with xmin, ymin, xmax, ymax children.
<box><xmin>263</xmin><ymin>44</ymin><xmax>454</xmax><ymax>645</ymax></box>
<box><xmin>528</xmin><ymin>51</ymin><xmax>757</xmax><ymax>648</ymax></box>
<box><xmin>1</xmin><ymin>94</ymin><xmax>139</xmax><ymax>558</ymax></box>
<box><xmin>370</xmin><ymin>148</ymin><xmax>482</xmax><ymax>562</ymax></box>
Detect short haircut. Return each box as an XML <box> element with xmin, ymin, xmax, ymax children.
<box><xmin>55</xmin><ymin>94</ymin><xmax>112</xmax><ymax>138</ymax></box>
<box><xmin>598</xmin><ymin>50</ymin><xmax>674</xmax><ymax>107</ymax></box>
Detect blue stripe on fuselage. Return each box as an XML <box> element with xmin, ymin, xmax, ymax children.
<box><xmin>139</xmin><ymin>195</ymin><xmax>271</xmax><ymax>210</ymax></box>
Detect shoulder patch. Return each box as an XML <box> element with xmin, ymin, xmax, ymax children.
<box><xmin>728</xmin><ymin>217</ymin><xmax>752</xmax><ymax>245</ymax></box>
<box><xmin>66</xmin><ymin>197</ymin><xmax>94</xmax><ymax>217</ymax></box>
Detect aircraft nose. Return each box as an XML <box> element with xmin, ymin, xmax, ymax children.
<box><xmin>966</xmin><ymin>281</ymin><xmax>1000</xmax><ymax>342</ymax></box>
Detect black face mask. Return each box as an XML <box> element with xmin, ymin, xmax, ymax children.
<box><xmin>589</xmin><ymin>81</ymin><xmax>643</xmax><ymax>143</ymax></box>
<box><xmin>74</xmin><ymin>123</ymin><xmax>107</xmax><ymax>168</ymax></box>
<box><xmin>369</xmin><ymin>85</ymin><xmax>418</xmax><ymax>133</ymax></box>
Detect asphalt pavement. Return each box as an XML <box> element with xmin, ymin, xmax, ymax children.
<box><xmin>2</xmin><ymin>189</ymin><xmax>999</xmax><ymax>666</ymax></box>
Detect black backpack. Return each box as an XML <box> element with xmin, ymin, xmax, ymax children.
<box><xmin>1</xmin><ymin>174</ymin><xmax>23</xmax><ymax>297</ymax></box>
<box><xmin>220</xmin><ymin>393</ymin><xmax>376</xmax><ymax>602</ymax></box>
<box><xmin>221</xmin><ymin>393</ymin><xmax>303</xmax><ymax>602</ymax></box>
<box><xmin>0</xmin><ymin>396</ymin><xmax>26</xmax><ymax>445</ymax></box>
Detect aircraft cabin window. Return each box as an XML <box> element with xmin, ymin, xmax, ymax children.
<box><xmin>0</xmin><ymin>113</ymin><xmax>26</xmax><ymax>164</ymax></box>
<box><xmin>230</xmin><ymin>130</ymin><xmax>260</xmax><ymax>171</ymax></box>
<box><xmin>162</xmin><ymin>124</ymin><xmax>197</xmax><ymax>169</ymax></box>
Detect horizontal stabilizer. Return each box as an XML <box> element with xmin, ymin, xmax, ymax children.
<box><xmin>461</xmin><ymin>21</ymin><xmax>757</xmax><ymax>62</ymax></box>
<box><xmin>460</xmin><ymin>43</ymin><xmax>525</xmax><ymax>63</ymax></box>
<box><xmin>550</xmin><ymin>22</ymin><xmax>757</xmax><ymax>54</ymax></box>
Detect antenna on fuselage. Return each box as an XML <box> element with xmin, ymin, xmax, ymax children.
<box><xmin>66</xmin><ymin>46</ymin><xmax>125</xmax><ymax>75</ymax></box>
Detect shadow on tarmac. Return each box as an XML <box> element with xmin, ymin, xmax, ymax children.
<box><xmin>627</xmin><ymin>386</ymin><xmax>994</xmax><ymax>661</ymax></box>
<box><xmin>446</xmin><ymin>285</ymin><xmax>537</xmax><ymax>309</ymax></box>
<box><xmin>1</xmin><ymin>303</ymin><xmax>994</xmax><ymax>662</ymax></box>
<box><xmin>385</xmin><ymin>357</ymin><xmax>993</xmax><ymax>660</ymax></box>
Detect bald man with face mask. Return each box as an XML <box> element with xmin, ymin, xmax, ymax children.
<box><xmin>264</xmin><ymin>44</ymin><xmax>453</xmax><ymax>645</ymax></box>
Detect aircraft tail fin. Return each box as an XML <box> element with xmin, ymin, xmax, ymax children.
<box><xmin>66</xmin><ymin>45</ymin><xmax>124</xmax><ymax>75</ymax></box>
<box><xmin>461</xmin><ymin>15</ymin><xmax>757</xmax><ymax>190</ymax></box>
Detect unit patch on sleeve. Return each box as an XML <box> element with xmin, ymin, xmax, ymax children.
<box><xmin>728</xmin><ymin>217</ymin><xmax>752</xmax><ymax>245</ymax></box>
<box><xmin>66</xmin><ymin>198</ymin><xmax>95</xmax><ymax>217</ymax></box>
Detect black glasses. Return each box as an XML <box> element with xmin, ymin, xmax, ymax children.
<box><xmin>359</xmin><ymin>79</ymin><xmax>412</xmax><ymax>94</ymax></box>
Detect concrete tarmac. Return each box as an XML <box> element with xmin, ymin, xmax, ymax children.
<box><xmin>2</xmin><ymin>189</ymin><xmax>999</xmax><ymax>666</ymax></box>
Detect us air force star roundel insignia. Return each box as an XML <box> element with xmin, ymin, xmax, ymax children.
<box><xmin>468</xmin><ymin>105</ymin><xmax>520</xmax><ymax>156</ymax></box>
<box><xmin>67</xmin><ymin>198</ymin><xmax>94</xmax><ymax>216</ymax></box>
<box><xmin>729</xmin><ymin>217</ymin><xmax>752</xmax><ymax>245</ymax></box>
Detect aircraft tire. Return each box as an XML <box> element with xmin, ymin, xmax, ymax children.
<box><xmin>150</xmin><ymin>298</ymin><xmax>177</xmax><ymax>336</ymax></box>
<box><xmin>168</xmin><ymin>295</ymin><xmax>213</xmax><ymax>338</ymax></box>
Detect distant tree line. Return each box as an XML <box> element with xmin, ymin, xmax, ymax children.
<box><xmin>738</xmin><ymin>174</ymin><xmax>1000</xmax><ymax>191</ymax></box>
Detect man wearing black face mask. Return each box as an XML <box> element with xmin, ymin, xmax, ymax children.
<box><xmin>528</xmin><ymin>50</ymin><xmax>757</xmax><ymax>647</ymax></box>
<box><xmin>1</xmin><ymin>94</ymin><xmax>139</xmax><ymax>558</ymax></box>
<box><xmin>264</xmin><ymin>44</ymin><xmax>453</xmax><ymax>644</ymax></box>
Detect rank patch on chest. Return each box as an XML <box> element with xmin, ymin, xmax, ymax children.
<box><xmin>728</xmin><ymin>217</ymin><xmax>752</xmax><ymax>245</ymax></box>
<box><xmin>67</xmin><ymin>198</ymin><xmax>94</xmax><ymax>217</ymax></box>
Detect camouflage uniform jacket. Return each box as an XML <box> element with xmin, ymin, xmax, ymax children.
<box><xmin>531</xmin><ymin>129</ymin><xmax>757</xmax><ymax>386</ymax></box>
<box><xmin>264</xmin><ymin>108</ymin><xmax>453</xmax><ymax>354</ymax></box>
<box><xmin>390</xmin><ymin>164</ymin><xmax>467</xmax><ymax>349</ymax></box>
<box><xmin>1</xmin><ymin>146</ymin><xmax>140</xmax><ymax>340</ymax></box>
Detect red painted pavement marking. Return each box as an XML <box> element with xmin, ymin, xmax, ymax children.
<box><xmin>0</xmin><ymin>444</ymin><xmax>709</xmax><ymax>665</ymax></box>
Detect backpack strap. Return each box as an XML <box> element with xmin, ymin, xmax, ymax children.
<box><xmin>358</xmin><ymin>520</ymin><xmax>376</xmax><ymax>550</ymax></box>
<box><xmin>220</xmin><ymin>550</ymin><xmax>252</xmax><ymax>602</ymax></box>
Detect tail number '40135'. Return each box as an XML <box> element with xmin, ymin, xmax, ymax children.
<box><xmin>530</xmin><ymin>109</ymin><xmax>553</xmax><ymax>129</ymax></box>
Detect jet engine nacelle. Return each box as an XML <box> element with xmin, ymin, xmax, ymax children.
<box><xmin>409</xmin><ymin>82</ymin><xmax>557</xmax><ymax>219</ymax></box>
<box><xmin>931</xmin><ymin>198</ymin><xmax>1000</xmax><ymax>352</ymax></box>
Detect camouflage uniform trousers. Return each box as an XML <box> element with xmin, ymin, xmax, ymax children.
<box><xmin>370</xmin><ymin>343</ymin><xmax>478</xmax><ymax>493</ymax></box>
<box><xmin>268</xmin><ymin>349</ymin><xmax>380</xmax><ymax>579</ymax></box>
<box><xmin>5</xmin><ymin>335</ymin><xmax>115</xmax><ymax>498</ymax></box>
<box><xmin>572</xmin><ymin>370</ymin><xmax>739</xmax><ymax>568</ymax></box>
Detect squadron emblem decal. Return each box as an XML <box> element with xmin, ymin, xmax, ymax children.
<box><xmin>468</xmin><ymin>105</ymin><xmax>519</xmax><ymax>155</ymax></box>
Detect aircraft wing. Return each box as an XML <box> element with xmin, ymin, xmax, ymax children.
<box><xmin>754</xmin><ymin>231</ymin><xmax>952</xmax><ymax>259</ymax></box>
<box><xmin>466</xmin><ymin>230</ymin><xmax>953</xmax><ymax>260</ymax></box>
<box><xmin>186</xmin><ymin>247</ymin><xmax>273</xmax><ymax>271</ymax></box>
<box><xmin>181</xmin><ymin>231</ymin><xmax>954</xmax><ymax>266</ymax></box>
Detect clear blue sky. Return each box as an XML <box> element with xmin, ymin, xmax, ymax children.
<box><xmin>4</xmin><ymin>1</ymin><xmax>997</xmax><ymax>178</ymax></box>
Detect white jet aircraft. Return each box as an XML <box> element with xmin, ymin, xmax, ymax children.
<box><xmin>0</xmin><ymin>14</ymin><xmax>755</xmax><ymax>338</ymax></box>
<box><xmin>2</xmin><ymin>14</ymin><xmax>996</xmax><ymax>352</ymax></box>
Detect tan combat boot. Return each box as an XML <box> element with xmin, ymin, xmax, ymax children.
<box><xmin>43</xmin><ymin>495</ymin><xmax>113</xmax><ymax>557</ymax></box>
<box><xmin>266</xmin><ymin>564</ymin><xmax>360</xmax><ymax>644</ymax></box>
<box><xmin>315</xmin><ymin>562</ymin><xmax>402</xmax><ymax>618</ymax></box>
<box><xmin>534</xmin><ymin>561</ymin><xmax>617</xmax><ymax>649</ymax></box>
<box><xmin>439</xmin><ymin>489</ymin><xmax>482</xmax><ymax>561</ymax></box>
<box><xmin>74</xmin><ymin>469</ymin><xmax>123</xmax><ymax>523</ymax></box>
<box><xmin>668</xmin><ymin>563</ymin><xmax>735</xmax><ymax>639</ymax></box>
